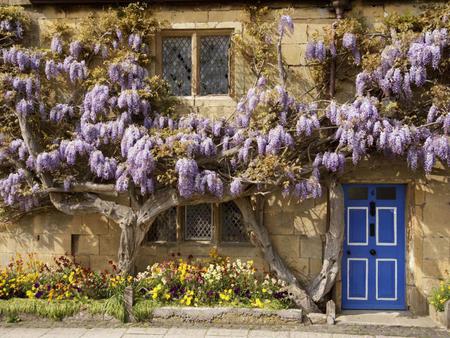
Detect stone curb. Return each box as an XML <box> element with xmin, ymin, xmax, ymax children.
<box><xmin>151</xmin><ymin>306</ymin><xmax>303</xmax><ymax>323</ymax></box>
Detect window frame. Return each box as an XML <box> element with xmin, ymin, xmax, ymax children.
<box><xmin>184</xmin><ymin>203</ymin><xmax>214</xmax><ymax>241</ymax></box>
<box><xmin>146</xmin><ymin>202</ymin><xmax>250</xmax><ymax>247</ymax></box>
<box><xmin>156</xmin><ymin>29</ymin><xmax>234</xmax><ymax>98</ymax></box>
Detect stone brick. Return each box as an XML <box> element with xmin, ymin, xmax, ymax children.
<box><xmin>284</xmin><ymin>257</ymin><xmax>309</xmax><ymax>278</ymax></box>
<box><xmin>34</xmin><ymin>233</ymin><xmax>71</xmax><ymax>255</ymax></box>
<box><xmin>264</xmin><ymin>210</ymin><xmax>295</xmax><ymax>235</ymax></box>
<box><xmin>283</xmin><ymin>23</ymin><xmax>330</xmax><ymax>45</ymax></box>
<box><xmin>421</xmin><ymin>259</ymin><xmax>450</xmax><ymax>279</ymax></box>
<box><xmin>207</xmin><ymin>9</ymin><xmax>243</xmax><ymax>22</ymax></box>
<box><xmin>90</xmin><ymin>255</ymin><xmax>116</xmax><ymax>272</ymax></box>
<box><xmin>415</xmin><ymin>185</ymin><xmax>427</xmax><ymax>205</ymax></box>
<box><xmin>291</xmin><ymin>7</ymin><xmax>334</xmax><ymax>20</ymax></box>
<box><xmin>17</xmin><ymin>211</ymin><xmax>80</xmax><ymax>234</ymax></box>
<box><xmin>73</xmin><ymin>234</ymin><xmax>99</xmax><ymax>256</ymax></box>
<box><xmin>281</xmin><ymin>44</ymin><xmax>303</xmax><ymax>66</ymax></box>
<box><xmin>357</xmin><ymin>4</ymin><xmax>384</xmax><ymax>25</ymax></box>
<box><xmin>33</xmin><ymin>5</ymin><xmax>66</xmax><ymax>19</ymax></box>
<box><xmin>99</xmin><ymin>234</ymin><xmax>120</xmax><ymax>256</ymax></box>
<box><xmin>271</xmin><ymin>235</ymin><xmax>300</xmax><ymax>258</ymax></box>
<box><xmin>0</xmin><ymin>234</ymin><xmax>16</xmax><ymax>253</ymax></box>
<box><xmin>423</xmin><ymin>237</ymin><xmax>449</xmax><ymax>259</ymax></box>
<box><xmin>218</xmin><ymin>245</ymin><xmax>261</xmax><ymax>258</ymax></box>
<box><xmin>79</xmin><ymin>214</ymin><xmax>110</xmax><ymax>235</ymax></box>
<box><xmin>171</xmin><ymin>10</ymin><xmax>209</xmax><ymax>23</ymax></box>
<box><xmin>309</xmin><ymin>258</ymin><xmax>323</xmax><ymax>278</ymax></box>
<box><xmin>407</xmin><ymin>285</ymin><xmax>428</xmax><ymax>315</ymax></box>
<box><xmin>420</xmin><ymin>278</ymin><xmax>441</xmax><ymax>296</ymax></box>
<box><xmin>421</xmin><ymin>188</ymin><xmax>450</xmax><ymax>237</ymax></box>
<box><xmin>73</xmin><ymin>255</ymin><xmax>90</xmax><ymax>269</ymax></box>
<box><xmin>300</xmin><ymin>237</ymin><xmax>323</xmax><ymax>259</ymax></box>
<box><xmin>384</xmin><ymin>3</ymin><xmax>422</xmax><ymax>16</ymax></box>
<box><xmin>138</xmin><ymin>244</ymin><xmax>170</xmax><ymax>258</ymax></box>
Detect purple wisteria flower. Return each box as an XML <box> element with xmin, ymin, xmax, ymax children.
<box><xmin>278</xmin><ymin>15</ymin><xmax>294</xmax><ymax>35</ymax></box>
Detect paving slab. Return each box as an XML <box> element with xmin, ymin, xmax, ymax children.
<box><xmin>0</xmin><ymin>328</ymin><xmax>50</xmax><ymax>338</ymax></box>
<box><xmin>206</xmin><ymin>328</ymin><xmax>248</xmax><ymax>337</ymax></box>
<box><xmin>123</xmin><ymin>335</ymin><xmax>164</xmax><ymax>338</ymax></box>
<box><xmin>337</xmin><ymin>311</ymin><xmax>438</xmax><ymax>328</ymax></box>
<box><xmin>248</xmin><ymin>329</ymin><xmax>291</xmax><ymax>337</ymax></box>
<box><xmin>40</xmin><ymin>328</ymin><xmax>87</xmax><ymax>338</ymax></box>
<box><xmin>166</xmin><ymin>327</ymin><xmax>208</xmax><ymax>337</ymax></box>
<box><xmin>80</xmin><ymin>328</ymin><xmax>127</xmax><ymax>338</ymax></box>
<box><xmin>125</xmin><ymin>327</ymin><xmax>168</xmax><ymax>335</ymax></box>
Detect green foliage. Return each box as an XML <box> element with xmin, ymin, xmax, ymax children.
<box><xmin>430</xmin><ymin>279</ymin><xmax>450</xmax><ymax>312</ymax></box>
<box><xmin>132</xmin><ymin>299</ymin><xmax>155</xmax><ymax>322</ymax></box>
<box><xmin>0</xmin><ymin>5</ymin><xmax>29</xmax><ymax>44</ymax></box>
<box><xmin>0</xmin><ymin>298</ymin><xmax>81</xmax><ymax>321</ymax></box>
<box><xmin>233</xmin><ymin>6</ymin><xmax>287</xmax><ymax>84</ymax></box>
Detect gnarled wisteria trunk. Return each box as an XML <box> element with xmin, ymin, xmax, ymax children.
<box><xmin>234</xmin><ymin>197</ymin><xmax>320</xmax><ymax>313</ymax></box>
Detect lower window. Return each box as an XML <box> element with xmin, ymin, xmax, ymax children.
<box><xmin>147</xmin><ymin>202</ymin><xmax>248</xmax><ymax>243</ymax></box>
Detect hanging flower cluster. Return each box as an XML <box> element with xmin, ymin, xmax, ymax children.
<box><xmin>0</xmin><ymin>6</ymin><xmax>447</xmax><ymax>214</ymax></box>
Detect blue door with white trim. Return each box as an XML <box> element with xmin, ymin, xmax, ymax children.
<box><xmin>342</xmin><ymin>184</ymin><xmax>406</xmax><ymax>310</ymax></box>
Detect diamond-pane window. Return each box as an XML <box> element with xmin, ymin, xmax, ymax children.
<box><xmin>221</xmin><ymin>202</ymin><xmax>248</xmax><ymax>243</ymax></box>
<box><xmin>200</xmin><ymin>35</ymin><xmax>230</xmax><ymax>95</ymax></box>
<box><xmin>147</xmin><ymin>207</ymin><xmax>177</xmax><ymax>242</ymax></box>
<box><xmin>185</xmin><ymin>204</ymin><xmax>212</xmax><ymax>240</ymax></box>
<box><xmin>162</xmin><ymin>37</ymin><xmax>192</xmax><ymax>96</ymax></box>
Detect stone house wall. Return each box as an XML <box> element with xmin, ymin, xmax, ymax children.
<box><xmin>0</xmin><ymin>0</ymin><xmax>448</xmax><ymax>315</ymax></box>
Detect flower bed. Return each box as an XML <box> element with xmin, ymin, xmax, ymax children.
<box><xmin>0</xmin><ymin>254</ymin><xmax>293</xmax><ymax>322</ymax></box>
<box><xmin>430</xmin><ymin>279</ymin><xmax>450</xmax><ymax>312</ymax></box>
<box><xmin>429</xmin><ymin>279</ymin><xmax>450</xmax><ymax>329</ymax></box>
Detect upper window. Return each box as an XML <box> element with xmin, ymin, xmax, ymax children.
<box><xmin>161</xmin><ymin>31</ymin><xmax>231</xmax><ymax>96</ymax></box>
<box><xmin>162</xmin><ymin>37</ymin><xmax>192</xmax><ymax>96</ymax></box>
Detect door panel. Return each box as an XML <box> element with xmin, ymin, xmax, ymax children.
<box><xmin>376</xmin><ymin>259</ymin><xmax>397</xmax><ymax>300</ymax></box>
<box><xmin>377</xmin><ymin>208</ymin><xmax>396</xmax><ymax>245</ymax></box>
<box><xmin>347</xmin><ymin>259</ymin><xmax>368</xmax><ymax>300</ymax></box>
<box><xmin>342</xmin><ymin>184</ymin><xmax>406</xmax><ymax>310</ymax></box>
<box><xmin>347</xmin><ymin>207</ymin><xmax>368</xmax><ymax>245</ymax></box>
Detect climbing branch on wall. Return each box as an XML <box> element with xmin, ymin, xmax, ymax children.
<box><xmin>235</xmin><ymin>196</ymin><xmax>320</xmax><ymax>313</ymax></box>
<box><xmin>307</xmin><ymin>179</ymin><xmax>344</xmax><ymax>302</ymax></box>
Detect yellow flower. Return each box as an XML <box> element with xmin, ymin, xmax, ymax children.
<box><xmin>262</xmin><ymin>288</ymin><xmax>267</xmax><ymax>293</ymax></box>
<box><xmin>68</xmin><ymin>271</ymin><xmax>75</xmax><ymax>284</ymax></box>
<box><xmin>252</xmin><ymin>298</ymin><xmax>264</xmax><ymax>308</ymax></box>
<box><xmin>26</xmin><ymin>290</ymin><xmax>34</xmax><ymax>299</ymax></box>
<box><xmin>164</xmin><ymin>293</ymin><xmax>171</xmax><ymax>300</ymax></box>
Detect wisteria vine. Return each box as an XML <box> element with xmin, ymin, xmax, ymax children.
<box><xmin>0</xmin><ymin>5</ymin><xmax>448</xmax><ymax>215</ymax></box>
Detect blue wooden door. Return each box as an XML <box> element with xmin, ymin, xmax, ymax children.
<box><xmin>342</xmin><ymin>184</ymin><xmax>406</xmax><ymax>310</ymax></box>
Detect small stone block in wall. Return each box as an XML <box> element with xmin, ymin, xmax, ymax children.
<box><xmin>326</xmin><ymin>300</ymin><xmax>336</xmax><ymax>325</ymax></box>
<box><xmin>307</xmin><ymin>312</ymin><xmax>327</xmax><ymax>324</ymax></box>
<box><xmin>429</xmin><ymin>301</ymin><xmax>450</xmax><ymax>329</ymax></box>
<box><xmin>124</xmin><ymin>286</ymin><xmax>135</xmax><ymax>323</ymax></box>
<box><xmin>445</xmin><ymin>301</ymin><xmax>450</xmax><ymax>329</ymax></box>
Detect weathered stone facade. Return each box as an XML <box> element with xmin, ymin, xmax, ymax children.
<box><xmin>0</xmin><ymin>0</ymin><xmax>448</xmax><ymax>315</ymax></box>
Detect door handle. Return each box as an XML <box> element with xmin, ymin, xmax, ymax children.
<box><xmin>370</xmin><ymin>201</ymin><xmax>376</xmax><ymax>216</ymax></box>
<box><xmin>370</xmin><ymin>249</ymin><xmax>376</xmax><ymax>256</ymax></box>
<box><xmin>370</xmin><ymin>223</ymin><xmax>375</xmax><ymax>237</ymax></box>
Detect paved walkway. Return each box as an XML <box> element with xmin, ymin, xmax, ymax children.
<box><xmin>0</xmin><ymin>326</ymin><xmax>449</xmax><ymax>338</ymax></box>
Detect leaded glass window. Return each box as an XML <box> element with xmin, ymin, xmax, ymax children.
<box><xmin>147</xmin><ymin>207</ymin><xmax>177</xmax><ymax>242</ymax></box>
<box><xmin>221</xmin><ymin>201</ymin><xmax>248</xmax><ymax>243</ymax></box>
<box><xmin>200</xmin><ymin>35</ymin><xmax>230</xmax><ymax>95</ymax></box>
<box><xmin>162</xmin><ymin>37</ymin><xmax>192</xmax><ymax>96</ymax></box>
<box><xmin>185</xmin><ymin>204</ymin><xmax>212</xmax><ymax>240</ymax></box>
